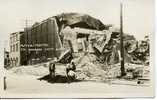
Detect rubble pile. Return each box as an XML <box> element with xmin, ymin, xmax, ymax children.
<box><xmin>130</xmin><ymin>36</ymin><xmax>150</xmax><ymax>65</ymax></box>
<box><xmin>74</xmin><ymin>53</ymin><xmax>122</xmax><ymax>81</ymax></box>
<box><xmin>74</xmin><ymin>52</ymin><xmax>150</xmax><ymax>81</ymax></box>
<box><xmin>74</xmin><ymin>53</ymin><xmax>107</xmax><ymax>81</ymax></box>
<box><xmin>76</xmin><ymin>63</ymin><xmax>107</xmax><ymax>81</ymax></box>
<box><xmin>108</xmin><ymin>63</ymin><xmax>149</xmax><ymax>80</ymax></box>
<box><xmin>93</xmin><ymin>32</ymin><xmax>150</xmax><ymax>65</ymax></box>
<box><xmin>57</xmin><ymin>14</ymin><xmax>150</xmax><ymax>81</ymax></box>
<box><xmin>56</xmin><ymin>13</ymin><xmax>149</xmax><ymax>66</ymax></box>
<box><xmin>60</xmin><ymin>27</ymin><xmax>150</xmax><ymax>81</ymax></box>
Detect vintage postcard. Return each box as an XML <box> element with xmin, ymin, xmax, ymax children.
<box><xmin>0</xmin><ymin>0</ymin><xmax>155</xmax><ymax>98</ymax></box>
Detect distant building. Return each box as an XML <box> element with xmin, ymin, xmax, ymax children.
<box><xmin>10</xmin><ymin>31</ymin><xmax>24</xmax><ymax>67</ymax></box>
<box><xmin>21</xmin><ymin>17</ymin><xmax>62</xmax><ymax>65</ymax></box>
<box><xmin>9</xmin><ymin>18</ymin><xmax>64</xmax><ymax>66</ymax></box>
<box><xmin>4</xmin><ymin>51</ymin><xmax>10</xmax><ymax>68</ymax></box>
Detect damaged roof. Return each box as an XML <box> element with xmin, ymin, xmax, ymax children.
<box><xmin>55</xmin><ymin>13</ymin><xmax>108</xmax><ymax>30</ymax></box>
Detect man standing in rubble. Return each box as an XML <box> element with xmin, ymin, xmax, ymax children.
<box><xmin>49</xmin><ymin>61</ymin><xmax>56</xmax><ymax>80</ymax></box>
<box><xmin>66</xmin><ymin>60</ymin><xmax>76</xmax><ymax>83</ymax></box>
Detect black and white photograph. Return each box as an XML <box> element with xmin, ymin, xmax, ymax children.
<box><xmin>0</xmin><ymin>0</ymin><xmax>155</xmax><ymax>98</ymax></box>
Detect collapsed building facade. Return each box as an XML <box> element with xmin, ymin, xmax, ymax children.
<box><xmin>8</xmin><ymin>13</ymin><xmax>150</xmax><ymax>81</ymax></box>
<box><xmin>10</xmin><ymin>13</ymin><xmax>149</xmax><ymax>68</ymax></box>
<box><xmin>20</xmin><ymin>13</ymin><xmax>111</xmax><ymax>65</ymax></box>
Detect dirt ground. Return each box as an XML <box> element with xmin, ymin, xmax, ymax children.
<box><xmin>1</xmin><ymin>63</ymin><xmax>153</xmax><ymax>98</ymax></box>
<box><xmin>2</xmin><ymin>70</ymin><xmax>152</xmax><ymax>98</ymax></box>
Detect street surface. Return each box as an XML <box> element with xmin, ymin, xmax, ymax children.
<box><xmin>1</xmin><ymin>72</ymin><xmax>153</xmax><ymax>98</ymax></box>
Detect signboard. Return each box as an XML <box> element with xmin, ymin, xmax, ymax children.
<box><xmin>21</xmin><ymin>48</ymin><xmax>54</xmax><ymax>51</ymax></box>
<box><xmin>20</xmin><ymin>43</ymin><xmax>48</xmax><ymax>47</ymax></box>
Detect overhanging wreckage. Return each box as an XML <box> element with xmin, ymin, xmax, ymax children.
<box><xmin>58</xmin><ymin>26</ymin><xmax>113</xmax><ymax>63</ymax></box>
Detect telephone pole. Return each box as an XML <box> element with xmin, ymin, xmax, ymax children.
<box><xmin>25</xmin><ymin>19</ymin><xmax>29</xmax><ymax>65</ymax></box>
<box><xmin>120</xmin><ymin>1</ymin><xmax>126</xmax><ymax>76</ymax></box>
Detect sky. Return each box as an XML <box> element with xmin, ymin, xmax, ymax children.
<box><xmin>0</xmin><ymin>0</ymin><xmax>155</xmax><ymax>50</ymax></box>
